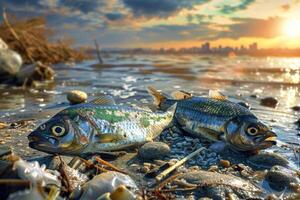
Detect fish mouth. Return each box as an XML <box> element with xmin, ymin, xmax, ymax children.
<box><xmin>28</xmin><ymin>131</ymin><xmax>58</xmax><ymax>153</ymax></box>
<box><xmin>256</xmin><ymin>131</ymin><xmax>277</xmax><ymax>149</ymax></box>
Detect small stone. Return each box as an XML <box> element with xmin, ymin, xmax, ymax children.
<box><xmin>140</xmin><ymin>166</ymin><xmax>150</xmax><ymax>173</ymax></box>
<box><xmin>66</xmin><ymin>90</ymin><xmax>88</xmax><ymax>104</ymax></box>
<box><xmin>291</xmin><ymin>106</ymin><xmax>300</xmax><ymax>111</ymax></box>
<box><xmin>220</xmin><ymin>159</ymin><xmax>231</xmax><ymax>168</ymax></box>
<box><xmin>265</xmin><ymin>165</ymin><xmax>300</xmax><ymax>191</ymax></box>
<box><xmin>260</xmin><ymin>97</ymin><xmax>278</xmax><ymax>108</ymax></box>
<box><xmin>138</xmin><ymin>142</ymin><xmax>170</xmax><ymax>160</ymax></box>
<box><xmin>208</xmin><ymin>165</ymin><xmax>218</xmax><ymax>172</ymax></box>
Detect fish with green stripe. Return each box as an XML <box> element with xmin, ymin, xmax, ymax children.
<box><xmin>148</xmin><ymin>87</ymin><xmax>277</xmax><ymax>152</ymax></box>
<box><xmin>28</xmin><ymin>95</ymin><xmax>176</xmax><ymax>155</ymax></box>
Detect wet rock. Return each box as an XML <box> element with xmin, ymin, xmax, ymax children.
<box><xmin>219</xmin><ymin>159</ymin><xmax>231</xmax><ymax>168</ymax></box>
<box><xmin>291</xmin><ymin>106</ymin><xmax>300</xmax><ymax>112</ymax></box>
<box><xmin>265</xmin><ymin>165</ymin><xmax>300</xmax><ymax>191</ymax></box>
<box><xmin>67</xmin><ymin>90</ymin><xmax>88</xmax><ymax>104</ymax></box>
<box><xmin>260</xmin><ymin>97</ymin><xmax>278</xmax><ymax>108</ymax></box>
<box><xmin>180</xmin><ymin>170</ymin><xmax>261</xmax><ymax>199</ymax></box>
<box><xmin>138</xmin><ymin>142</ymin><xmax>170</xmax><ymax>160</ymax></box>
<box><xmin>247</xmin><ymin>152</ymin><xmax>290</xmax><ymax>170</ymax></box>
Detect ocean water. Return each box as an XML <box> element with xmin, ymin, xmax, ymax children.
<box><xmin>0</xmin><ymin>54</ymin><xmax>299</xmax><ymax>165</ymax></box>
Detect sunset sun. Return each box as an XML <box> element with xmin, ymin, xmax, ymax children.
<box><xmin>283</xmin><ymin>19</ymin><xmax>300</xmax><ymax>38</ymax></box>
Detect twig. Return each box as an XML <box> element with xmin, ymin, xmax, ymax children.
<box><xmin>79</xmin><ymin>157</ymin><xmax>108</xmax><ymax>173</ymax></box>
<box><xmin>155</xmin><ymin>173</ymin><xmax>182</xmax><ymax>190</ymax></box>
<box><xmin>94</xmin><ymin>39</ymin><xmax>103</xmax><ymax>64</ymax></box>
<box><xmin>155</xmin><ymin>147</ymin><xmax>205</xmax><ymax>182</ymax></box>
<box><xmin>0</xmin><ymin>179</ymin><xmax>30</xmax><ymax>186</ymax></box>
<box><xmin>3</xmin><ymin>10</ymin><xmax>35</xmax><ymax>63</ymax></box>
<box><xmin>95</xmin><ymin>156</ymin><xmax>127</xmax><ymax>174</ymax></box>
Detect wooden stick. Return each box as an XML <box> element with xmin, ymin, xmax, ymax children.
<box><xmin>0</xmin><ymin>179</ymin><xmax>30</xmax><ymax>186</ymax></box>
<box><xmin>95</xmin><ymin>156</ymin><xmax>127</xmax><ymax>174</ymax></box>
<box><xmin>155</xmin><ymin>173</ymin><xmax>182</xmax><ymax>190</ymax></box>
<box><xmin>79</xmin><ymin>157</ymin><xmax>108</xmax><ymax>173</ymax></box>
<box><xmin>155</xmin><ymin>147</ymin><xmax>205</xmax><ymax>182</ymax></box>
<box><xmin>94</xmin><ymin>39</ymin><xmax>103</xmax><ymax>64</ymax></box>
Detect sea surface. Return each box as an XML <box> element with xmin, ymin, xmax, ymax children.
<box><xmin>0</xmin><ymin>54</ymin><xmax>299</xmax><ymax>165</ymax></box>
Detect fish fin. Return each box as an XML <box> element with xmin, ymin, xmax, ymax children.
<box><xmin>96</xmin><ymin>134</ymin><xmax>124</xmax><ymax>143</ymax></box>
<box><xmin>209</xmin><ymin>90</ymin><xmax>227</xmax><ymax>101</ymax></box>
<box><xmin>147</xmin><ymin>86</ymin><xmax>166</xmax><ymax>107</ymax></box>
<box><xmin>166</xmin><ymin>102</ymin><xmax>177</xmax><ymax>117</ymax></box>
<box><xmin>89</xmin><ymin>95</ymin><xmax>115</xmax><ymax>105</ymax></box>
<box><xmin>171</xmin><ymin>90</ymin><xmax>192</xmax><ymax>100</ymax></box>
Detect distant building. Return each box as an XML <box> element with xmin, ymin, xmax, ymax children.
<box><xmin>249</xmin><ymin>43</ymin><xmax>258</xmax><ymax>51</ymax></box>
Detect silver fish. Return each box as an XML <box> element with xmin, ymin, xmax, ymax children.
<box><xmin>28</xmin><ymin>95</ymin><xmax>176</xmax><ymax>155</ymax></box>
<box><xmin>148</xmin><ymin>87</ymin><xmax>277</xmax><ymax>152</ymax></box>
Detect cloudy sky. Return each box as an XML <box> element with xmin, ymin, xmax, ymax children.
<box><xmin>1</xmin><ymin>0</ymin><xmax>300</xmax><ymax>49</ymax></box>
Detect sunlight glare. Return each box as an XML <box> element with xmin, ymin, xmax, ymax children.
<box><xmin>283</xmin><ymin>19</ymin><xmax>300</xmax><ymax>38</ymax></box>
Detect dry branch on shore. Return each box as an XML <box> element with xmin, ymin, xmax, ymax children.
<box><xmin>0</xmin><ymin>13</ymin><xmax>92</xmax><ymax>65</ymax></box>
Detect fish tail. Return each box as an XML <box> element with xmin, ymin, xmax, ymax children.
<box><xmin>147</xmin><ymin>86</ymin><xmax>166</xmax><ymax>107</ymax></box>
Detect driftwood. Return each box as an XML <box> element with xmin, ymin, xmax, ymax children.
<box><xmin>155</xmin><ymin>147</ymin><xmax>205</xmax><ymax>182</ymax></box>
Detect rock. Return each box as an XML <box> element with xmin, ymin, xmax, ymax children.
<box><xmin>66</xmin><ymin>90</ymin><xmax>88</xmax><ymax>104</ymax></box>
<box><xmin>247</xmin><ymin>152</ymin><xmax>290</xmax><ymax>170</ymax></box>
<box><xmin>180</xmin><ymin>170</ymin><xmax>262</xmax><ymax>199</ymax></box>
<box><xmin>260</xmin><ymin>97</ymin><xmax>278</xmax><ymax>108</ymax></box>
<box><xmin>265</xmin><ymin>165</ymin><xmax>300</xmax><ymax>191</ymax></box>
<box><xmin>219</xmin><ymin>159</ymin><xmax>231</xmax><ymax>168</ymax></box>
<box><xmin>138</xmin><ymin>142</ymin><xmax>170</xmax><ymax>160</ymax></box>
<box><xmin>291</xmin><ymin>106</ymin><xmax>300</xmax><ymax>111</ymax></box>
<box><xmin>0</xmin><ymin>48</ymin><xmax>22</xmax><ymax>76</ymax></box>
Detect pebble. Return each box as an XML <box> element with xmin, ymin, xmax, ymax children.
<box><xmin>66</xmin><ymin>90</ymin><xmax>88</xmax><ymax>104</ymax></box>
<box><xmin>291</xmin><ymin>106</ymin><xmax>300</xmax><ymax>111</ymax></box>
<box><xmin>265</xmin><ymin>165</ymin><xmax>300</xmax><ymax>191</ymax></box>
<box><xmin>208</xmin><ymin>165</ymin><xmax>218</xmax><ymax>172</ymax></box>
<box><xmin>138</xmin><ymin>142</ymin><xmax>170</xmax><ymax>160</ymax></box>
<box><xmin>260</xmin><ymin>97</ymin><xmax>278</xmax><ymax>108</ymax></box>
<box><xmin>220</xmin><ymin>159</ymin><xmax>231</xmax><ymax>168</ymax></box>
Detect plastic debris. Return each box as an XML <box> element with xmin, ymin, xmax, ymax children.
<box><xmin>13</xmin><ymin>158</ymin><xmax>61</xmax><ymax>187</ymax></box>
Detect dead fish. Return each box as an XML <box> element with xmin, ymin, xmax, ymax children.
<box><xmin>148</xmin><ymin>87</ymin><xmax>277</xmax><ymax>152</ymax></box>
<box><xmin>28</xmin><ymin>95</ymin><xmax>176</xmax><ymax>155</ymax></box>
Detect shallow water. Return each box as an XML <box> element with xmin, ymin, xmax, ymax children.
<box><xmin>0</xmin><ymin>54</ymin><xmax>299</xmax><ymax>165</ymax></box>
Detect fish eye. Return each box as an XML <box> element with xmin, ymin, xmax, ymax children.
<box><xmin>247</xmin><ymin>126</ymin><xmax>258</xmax><ymax>135</ymax></box>
<box><xmin>40</xmin><ymin>124</ymin><xmax>46</xmax><ymax>130</ymax></box>
<box><xmin>51</xmin><ymin>126</ymin><xmax>66</xmax><ymax>137</ymax></box>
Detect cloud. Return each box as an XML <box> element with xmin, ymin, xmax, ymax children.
<box><xmin>122</xmin><ymin>0</ymin><xmax>211</xmax><ymax>18</ymax></box>
<box><xmin>216</xmin><ymin>17</ymin><xmax>284</xmax><ymax>39</ymax></box>
<box><xmin>105</xmin><ymin>12</ymin><xmax>125</xmax><ymax>21</ymax></box>
<box><xmin>59</xmin><ymin>0</ymin><xmax>106</xmax><ymax>13</ymax></box>
<box><xmin>219</xmin><ymin>0</ymin><xmax>255</xmax><ymax>14</ymax></box>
